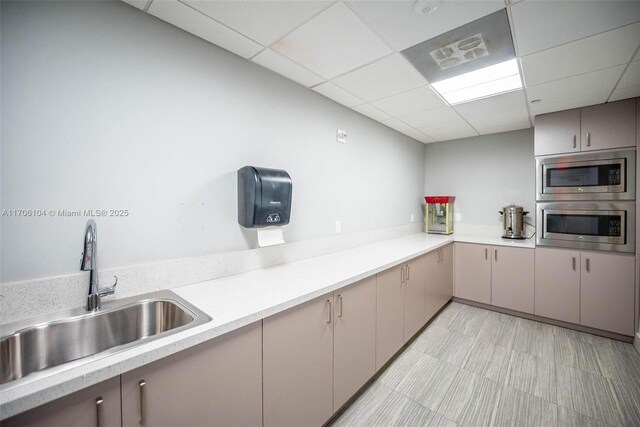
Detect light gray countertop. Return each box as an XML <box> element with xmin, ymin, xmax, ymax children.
<box><xmin>0</xmin><ymin>231</ymin><xmax>533</xmax><ymax>419</ymax></box>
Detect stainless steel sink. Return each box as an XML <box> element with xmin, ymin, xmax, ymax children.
<box><xmin>0</xmin><ymin>290</ymin><xmax>211</xmax><ymax>385</ymax></box>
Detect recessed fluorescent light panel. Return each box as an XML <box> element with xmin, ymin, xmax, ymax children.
<box><xmin>431</xmin><ymin>59</ymin><xmax>522</xmax><ymax>104</ymax></box>
<box><xmin>401</xmin><ymin>9</ymin><xmax>521</xmax><ymax>104</ymax></box>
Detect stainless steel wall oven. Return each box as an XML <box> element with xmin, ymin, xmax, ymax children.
<box><xmin>536</xmin><ymin>202</ymin><xmax>635</xmax><ymax>253</ymax></box>
<box><xmin>536</xmin><ymin>149</ymin><xmax>635</xmax><ymax>201</ymax></box>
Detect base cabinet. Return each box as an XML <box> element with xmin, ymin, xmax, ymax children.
<box><xmin>535</xmin><ymin>247</ymin><xmax>581</xmax><ymax>324</ymax></box>
<box><xmin>454</xmin><ymin>243</ymin><xmax>534</xmax><ymax>314</ymax></box>
<box><xmin>454</xmin><ymin>243</ymin><xmax>491</xmax><ymax>304</ymax></box>
<box><xmin>580</xmin><ymin>251</ymin><xmax>635</xmax><ymax>336</ymax></box>
<box><xmin>263</xmin><ymin>296</ymin><xmax>334</xmax><ymax>427</ymax></box>
<box><xmin>263</xmin><ymin>276</ymin><xmax>377</xmax><ymax>426</ymax></box>
<box><xmin>535</xmin><ymin>248</ymin><xmax>636</xmax><ymax>336</ymax></box>
<box><xmin>375</xmin><ymin>265</ymin><xmax>405</xmax><ymax>370</ymax></box>
<box><xmin>403</xmin><ymin>255</ymin><xmax>428</xmax><ymax>343</ymax></box>
<box><xmin>333</xmin><ymin>277</ymin><xmax>376</xmax><ymax>410</ymax></box>
<box><xmin>491</xmin><ymin>246</ymin><xmax>534</xmax><ymax>314</ymax></box>
<box><xmin>2</xmin><ymin>377</ymin><xmax>121</xmax><ymax>427</ymax></box>
<box><xmin>121</xmin><ymin>321</ymin><xmax>262</xmax><ymax>427</ymax></box>
<box><xmin>425</xmin><ymin>245</ymin><xmax>454</xmax><ymax>321</ymax></box>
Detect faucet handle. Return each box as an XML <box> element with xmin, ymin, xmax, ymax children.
<box><xmin>99</xmin><ymin>275</ymin><xmax>118</xmax><ymax>297</ymax></box>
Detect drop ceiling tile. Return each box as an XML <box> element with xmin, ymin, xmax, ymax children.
<box><xmin>617</xmin><ymin>61</ymin><xmax>640</xmax><ymax>89</ymax></box>
<box><xmin>511</xmin><ymin>0</ymin><xmax>640</xmax><ymax>56</ymax></box>
<box><xmin>527</xmin><ymin>65</ymin><xmax>626</xmax><ymax>116</ymax></box>
<box><xmin>371</xmin><ymin>86</ymin><xmax>446</xmax><ymax>117</ymax></box>
<box><xmin>312</xmin><ymin>82</ymin><xmax>364</xmax><ymax>108</ymax></box>
<box><xmin>333</xmin><ymin>54</ymin><xmax>427</xmax><ymax>102</ymax></box>
<box><xmin>382</xmin><ymin>118</ymin><xmax>412</xmax><ymax>132</ymax></box>
<box><xmin>352</xmin><ymin>104</ymin><xmax>392</xmax><ymax>122</ymax></box>
<box><xmin>346</xmin><ymin>0</ymin><xmax>504</xmax><ymax>52</ymax></box>
<box><xmin>399</xmin><ymin>106</ymin><xmax>461</xmax><ymax>129</ymax></box>
<box><xmin>521</xmin><ymin>22</ymin><xmax>640</xmax><ymax>87</ymax></box>
<box><xmin>148</xmin><ymin>0</ymin><xmax>262</xmax><ymax>59</ymax></box>
<box><xmin>121</xmin><ymin>0</ymin><xmax>147</xmax><ymax>10</ymax></box>
<box><xmin>475</xmin><ymin>118</ymin><xmax>532</xmax><ymax>135</ymax></box>
<box><xmin>454</xmin><ymin>90</ymin><xmax>531</xmax><ymax>130</ymax></box>
<box><xmin>272</xmin><ymin>2</ymin><xmax>392</xmax><ymax>79</ymax></box>
<box><xmin>401</xmin><ymin>128</ymin><xmax>436</xmax><ymax>144</ymax></box>
<box><xmin>418</xmin><ymin>121</ymin><xmax>478</xmax><ymax>141</ymax></box>
<box><xmin>526</xmin><ymin>65</ymin><xmax>625</xmax><ymax>116</ymax></box>
<box><xmin>454</xmin><ymin>90</ymin><xmax>527</xmax><ymax>117</ymax></box>
<box><xmin>609</xmin><ymin>85</ymin><xmax>640</xmax><ymax>102</ymax></box>
<box><xmin>251</xmin><ymin>48</ymin><xmax>323</xmax><ymax>87</ymax></box>
<box><xmin>181</xmin><ymin>0</ymin><xmax>331</xmax><ymax>46</ymax></box>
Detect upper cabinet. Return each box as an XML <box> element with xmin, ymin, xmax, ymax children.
<box><xmin>534</xmin><ymin>99</ymin><xmax>637</xmax><ymax>156</ymax></box>
<box><xmin>581</xmin><ymin>99</ymin><xmax>637</xmax><ymax>152</ymax></box>
<box><xmin>534</xmin><ymin>108</ymin><xmax>581</xmax><ymax>156</ymax></box>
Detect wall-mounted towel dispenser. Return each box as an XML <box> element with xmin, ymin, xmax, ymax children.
<box><xmin>237</xmin><ymin>166</ymin><xmax>292</xmax><ymax>228</ymax></box>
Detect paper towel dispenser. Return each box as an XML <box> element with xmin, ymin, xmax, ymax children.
<box><xmin>238</xmin><ymin>166</ymin><xmax>292</xmax><ymax>228</ymax></box>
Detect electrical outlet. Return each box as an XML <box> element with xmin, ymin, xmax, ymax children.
<box><xmin>335</xmin><ymin>221</ymin><xmax>341</xmax><ymax>233</ymax></box>
<box><xmin>454</xmin><ymin>213</ymin><xmax>461</xmax><ymax>222</ymax></box>
<box><xmin>410</xmin><ymin>214</ymin><xmax>415</xmax><ymax>222</ymax></box>
<box><xmin>337</xmin><ymin>129</ymin><xmax>347</xmax><ymax>144</ymax></box>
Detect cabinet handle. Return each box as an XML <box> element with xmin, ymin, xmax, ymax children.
<box><xmin>572</xmin><ymin>134</ymin><xmax>576</xmax><ymax>149</ymax></box>
<box><xmin>96</xmin><ymin>397</ymin><xmax>104</xmax><ymax>427</ymax></box>
<box><xmin>406</xmin><ymin>264</ymin><xmax>410</xmax><ymax>280</ymax></box>
<box><xmin>485</xmin><ymin>248</ymin><xmax>488</xmax><ymax>260</ymax></box>
<box><xmin>400</xmin><ymin>266</ymin><xmax>404</xmax><ymax>284</ymax></box>
<box><xmin>337</xmin><ymin>294</ymin><xmax>343</xmax><ymax>317</ymax></box>
<box><xmin>139</xmin><ymin>379</ymin><xmax>146</xmax><ymax>424</ymax></box>
<box><xmin>572</xmin><ymin>257</ymin><xmax>576</xmax><ymax>271</ymax></box>
<box><xmin>586</xmin><ymin>258</ymin><xmax>590</xmax><ymax>273</ymax></box>
<box><xmin>586</xmin><ymin>132</ymin><xmax>591</xmax><ymax>147</ymax></box>
<box><xmin>494</xmin><ymin>249</ymin><xmax>498</xmax><ymax>262</ymax></box>
<box><xmin>326</xmin><ymin>299</ymin><xmax>332</xmax><ymax>324</ymax></box>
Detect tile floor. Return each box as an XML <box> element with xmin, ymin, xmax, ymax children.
<box><xmin>331</xmin><ymin>302</ymin><xmax>640</xmax><ymax>427</ymax></box>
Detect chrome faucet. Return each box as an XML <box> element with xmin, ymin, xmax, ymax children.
<box><xmin>81</xmin><ymin>219</ymin><xmax>117</xmax><ymax>311</ymax></box>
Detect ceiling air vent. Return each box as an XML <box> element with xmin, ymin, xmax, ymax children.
<box><xmin>401</xmin><ymin>9</ymin><xmax>515</xmax><ymax>83</ymax></box>
<box><xmin>429</xmin><ymin>34</ymin><xmax>488</xmax><ymax>70</ymax></box>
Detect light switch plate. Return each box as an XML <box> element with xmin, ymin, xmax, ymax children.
<box><xmin>337</xmin><ymin>129</ymin><xmax>347</xmax><ymax>143</ymax></box>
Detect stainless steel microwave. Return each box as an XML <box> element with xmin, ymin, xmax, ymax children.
<box><xmin>536</xmin><ymin>202</ymin><xmax>635</xmax><ymax>253</ymax></box>
<box><xmin>536</xmin><ymin>149</ymin><xmax>635</xmax><ymax>201</ymax></box>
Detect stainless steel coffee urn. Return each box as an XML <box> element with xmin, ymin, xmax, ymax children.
<box><xmin>500</xmin><ymin>204</ymin><xmax>528</xmax><ymax>239</ymax></box>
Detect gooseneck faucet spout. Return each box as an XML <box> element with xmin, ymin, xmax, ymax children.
<box><xmin>81</xmin><ymin>219</ymin><xmax>117</xmax><ymax>311</ymax></box>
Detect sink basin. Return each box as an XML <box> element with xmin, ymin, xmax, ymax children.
<box><xmin>0</xmin><ymin>290</ymin><xmax>211</xmax><ymax>385</ymax></box>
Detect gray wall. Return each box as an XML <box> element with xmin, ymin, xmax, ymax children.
<box><xmin>424</xmin><ymin>128</ymin><xmax>535</xmax><ymax>227</ymax></box>
<box><xmin>0</xmin><ymin>1</ymin><xmax>426</xmax><ymax>282</ymax></box>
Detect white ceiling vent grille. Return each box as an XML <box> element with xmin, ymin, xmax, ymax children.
<box><xmin>429</xmin><ymin>33</ymin><xmax>488</xmax><ymax>70</ymax></box>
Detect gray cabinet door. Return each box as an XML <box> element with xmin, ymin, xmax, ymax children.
<box><xmin>263</xmin><ymin>295</ymin><xmax>334</xmax><ymax>427</ymax></box>
<box><xmin>2</xmin><ymin>377</ymin><xmax>121</xmax><ymax>427</ymax></box>
<box><xmin>425</xmin><ymin>244</ymin><xmax>454</xmax><ymax>323</ymax></box>
<box><xmin>534</xmin><ymin>108</ymin><xmax>581</xmax><ymax>155</ymax></box>
<box><xmin>454</xmin><ymin>243</ymin><xmax>491</xmax><ymax>304</ymax></box>
<box><xmin>491</xmin><ymin>246</ymin><xmax>535</xmax><ymax>314</ymax></box>
<box><xmin>581</xmin><ymin>99</ymin><xmax>636</xmax><ymax>151</ymax></box>
<box><xmin>534</xmin><ymin>247</ymin><xmax>580</xmax><ymax>324</ymax></box>
<box><xmin>404</xmin><ymin>255</ymin><xmax>427</xmax><ymax>342</ymax></box>
<box><xmin>580</xmin><ymin>251</ymin><xmax>635</xmax><ymax>336</ymax></box>
<box><xmin>121</xmin><ymin>322</ymin><xmax>262</xmax><ymax>427</ymax></box>
<box><xmin>375</xmin><ymin>265</ymin><xmax>405</xmax><ymax>370</ymax></box>
<box><xmin>333</xmin><ymin>276</ymin><xmax>376</xmax><ymax>410</ymax></box>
